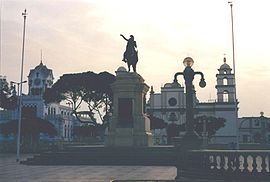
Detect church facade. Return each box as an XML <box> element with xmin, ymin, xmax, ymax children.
<box><xmin>147</xmin><ymin>58</ymin><xmax>238</xmax><ymax>145</ymax></box>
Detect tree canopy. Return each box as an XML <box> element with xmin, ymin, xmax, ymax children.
<box><xmin>193</xmin><ymin>115</ymin><xmax>226</xmax><ymax>138</ymax></box>
<box><xmin>0</xmin><ymin>79</ymin><xmax>17</xmax><ymax>110</ymax></box>
<box><xmin>0</xmin><ymin>117</ymin><xmax>56</xmax><ymax>136</ymax></box>
<box><xmin>44</xmin><ymin>71</ymin><xmax>115</xmax><ymax>125</ymax></box>
<box><xmin>165</xmin><ymin>115</ymin><xmax>226</xmax><ymax>139</ymax></box>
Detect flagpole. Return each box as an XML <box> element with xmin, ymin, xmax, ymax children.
<box><xmin>16</xmin><ymin>9</ymin><xmax>27</xmax><ymax>162</ymax></box>
<box><xmin>228</xmin><ymin>1</ymin><xmax>239</xmax><ymax>150</ymax></box>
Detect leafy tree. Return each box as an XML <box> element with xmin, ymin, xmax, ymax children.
<box><xmin>44</xmin><ymin>71</ymin><xmax>115</xmax><ymax>126</ymax></box>
<box><xmin>167</xmin><ymin>115</ymin><xmax>226</xmax><ymax>140</ymax></box>
<box><xmin>0</xmin><ymin>79</ymin><xmax>17</xmax><ymax>110</ymax></box>
<box><xmin>0</xmin><ymin>117</ymin><xmax>56</xmax><ymax>136</ymax></box>
<box><xmin>193</xmin><ymin>115</ymin><xmax>226</xmax><ymax>138</ymax></box>
<box><xmin>0</xmin><ymin>116</ymin><xmax>57</xmax><ymax>151</ymax></box>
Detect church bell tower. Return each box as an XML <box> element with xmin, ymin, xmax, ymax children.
<box><xmin>215</xmin><ymin>57</ymin><xmax>236</xmax><ymax>103</ymax></box>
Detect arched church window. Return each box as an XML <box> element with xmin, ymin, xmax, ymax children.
<box><xmin>223</xmin><ymin>77</ymin><xmax>228</xmax><ymax>85</ymax></box>
<box><xmin>223</xmin><ymin>91</ymin><xmax>229</xmax><ymax>102</ymax></box>
<box><xmin>168</xmin><ymin>112</ymin><xmax>177</xmax><ymax>121</ymax></box>
<box><xmin>224</xmin><ymin>70</ymin><xmax>227</xmax><ymax>74</ymax></box>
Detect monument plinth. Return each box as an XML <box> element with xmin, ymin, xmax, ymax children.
<box><xmin>105</xmin><ymin>67</ymin><xmax>153</xmax><ymax>146</ymax></box>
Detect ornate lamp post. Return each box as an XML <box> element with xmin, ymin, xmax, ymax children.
<box><xmin>173</xmin><ymin>57</ymin><xmax>206</xmax><ymax>139</ymax></box>
<box><xmin>10</xmin><ymin>81</ymin><xmax>27</xmax><ymax>96</ymax></box>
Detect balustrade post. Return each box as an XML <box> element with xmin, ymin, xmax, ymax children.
<box><xmin>234</xmin><ymin>153</ymin><xmax>241</xmax><ymax>173</ymax></box>
<box><xmin>251</xmin><ymin>154</ymin><xmax>258</xmax><ymax>174</ymax></box>
<box><xmin>243</xmin><ymin>154</ymin><xmax>249</xmax><ymax>174</ymax></box>
<box><xmin>261</xmin><ymin>154</ymin><xmax>267</xmax><ymax>173</ymax></box>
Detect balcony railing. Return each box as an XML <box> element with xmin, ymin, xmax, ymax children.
<box><xmin>176</xmin><ymin>150</ymin><xmax>270</xmax><ymax>181</ymax></box>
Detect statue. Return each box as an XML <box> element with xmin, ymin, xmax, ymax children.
<box><xmin>120</xmin><ymin>34</ymin><xmax>138</xmax><ymax>72</ymax></box>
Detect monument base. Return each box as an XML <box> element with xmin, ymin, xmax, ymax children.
<box><xmin>105</xmin><ymin>129</ymin><xmax>153</xmax><ymax>147</ymax></box>
<box><xmin>105</xmin><ymin>67</ymin><xmax>153</xmax><ymax>147</ymax></box>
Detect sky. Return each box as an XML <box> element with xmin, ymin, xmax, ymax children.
<box><xmin>0</xmin><ymin>0</ymin><xmax>270</xmax><ymax>117</ymax></box>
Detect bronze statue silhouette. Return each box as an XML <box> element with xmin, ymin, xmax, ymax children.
<box><xmin>120</xmin><ymin>34</ymin><xmax>138</xmax><ymax>72</ymax></box>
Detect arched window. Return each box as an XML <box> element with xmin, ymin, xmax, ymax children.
<box><xmin>223</xmin><ymin>91</ymin><xmax>229</xmax><ymax>102</ymax></box>
<box><xmin>168</xmin><ymin>112</ymin><xmax>177</xmax><ymax>121</ymax></box>
<box><xmin>64</xmin><ymin>125</ymin><xmax>67</xmax><ymax>138</ymax></box>
<box><xmin>223</xmin><ymin>77</ymin><xmax>228</xmax><ymax>85</ymax></box>
<box><xmin>224</xmin><ymin>70</ymin><xmax>227</xmax><ymax>74</ymax></box>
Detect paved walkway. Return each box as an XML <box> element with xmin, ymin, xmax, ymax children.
<box><xmin>0</xmin><ymin>154</ymin><xmax>176</xmax><ymax>182</ymax></box>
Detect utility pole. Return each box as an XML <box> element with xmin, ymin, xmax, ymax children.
<box><xmin>16</xmin><ymin>9</ymin><xmax>27</xmax><ymax>162</ymax></box>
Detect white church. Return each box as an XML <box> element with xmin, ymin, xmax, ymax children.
<box><xmin>147</xmin><ymin>57</ymin><xmax>238</xmax><ymax>145</ymax></box>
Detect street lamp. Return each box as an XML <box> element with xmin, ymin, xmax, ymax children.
<box><xmin>173</xmin><ymin>57</ymin><xmax>206</xmax><ymax>139</ymax></box>
<box><xmin>10</xmin><ymin>81</ymin><xmax>27</xmax><ymax>96</ymax></box>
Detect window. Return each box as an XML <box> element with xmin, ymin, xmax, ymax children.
<box><xmin>254</xmin><ymin>119</ymin><xmax>260</xmax><ymax>127</ymax></box>
<box><xmin>223</xmin><ymin>91</ymin><xmax>229</xmax><ymax>102</ymax></box>
<box><xmin>243</xmin><ymin>135</ymin><xmax>250</xmax><ymax>143</ymax></box>
<box><xmin>168</xmin><ymin>97</ymin><xmax>177</xmax><ymax>106</ymax></box>
<box><xmin>168</xmin><ymin>112</ymin><xmax>177</xmax><ymax>121</ymax></box>
<box><xmin>64</xmin><ymin>125</ymin><xmax>67</xmax><ymax>138</ymax></box>
<box><xmin>223</xmin><ymin>78</ymin><xmax>228</xmax><ymax>85</ymax></box>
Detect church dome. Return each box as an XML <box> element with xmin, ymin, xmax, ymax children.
<box><xmin>28</xmin><ymin>62</ymin><xmax>53</xmax><ymax>78</ymax></box>
<box><xmin>220</xmin><ymin>63</ymin><xmax>231</xmax><ymax>70</ymax></box>
<box><xmin>219</xmin><ymin>57</ymin><xmax>231</xmax><ymax>69</ymax></box>
<box><xmin>218</xmin><ymin>57</ymin><xmax>232</xmax><ymax>74</ymax></box>
<box><xmin>164</xmin><ymin>83</ymin><xmax>172</xmax><ymax>88</ymax></box>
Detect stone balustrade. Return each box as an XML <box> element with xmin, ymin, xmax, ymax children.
<box><xmin>176</xmin><ymin>150</ymin><xmax>270</xmax><ymax>181</ymax></box>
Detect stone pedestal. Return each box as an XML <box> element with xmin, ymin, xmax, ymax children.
<box><xmin>105</xmin><ymin>67</ymin><xmax>153</xmax><ymax>147</ymax></box>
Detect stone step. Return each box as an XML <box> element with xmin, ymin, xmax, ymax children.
<box><xmin>22</xmin><ymin>145</ymin><xmax>176</xmax><ymax>166</ymax></box>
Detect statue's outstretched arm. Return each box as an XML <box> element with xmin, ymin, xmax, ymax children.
<box><xmin>120</xmin><ymin>34</ymin><xmax>128</xmax><ymax>41</ymax></box>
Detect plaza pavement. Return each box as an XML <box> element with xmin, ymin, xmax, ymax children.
<box><xmin>0</xmin><ymin>154</ymin><xmax>176</xmax><ymax>182</ymax></box>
